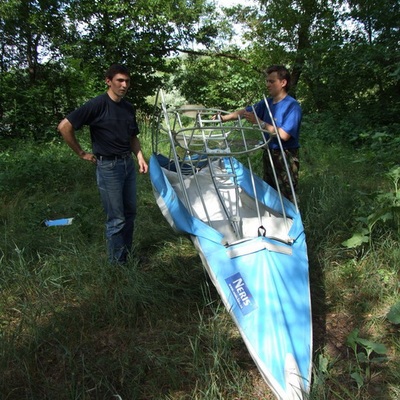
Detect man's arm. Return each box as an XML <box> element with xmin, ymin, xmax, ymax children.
<box><xmin>260</xmin><ymin>121</ymin><xmax>291</xmax><ymax>141</ymax></box>
<box><xmin>130</xmin><ymin>136</ymin><xmax>148</xmax><ymax>174</ymax></box>
<box><xmin>57</xmin><ymin>118</ymin><xmax>96</xmax><ymax>164</ymax></box>
<box><xmin>242</xmin><ymin>111</ymin><xmax>291</xmax><ymax>141</ymax></box>
<box><xmin>219</xmin><ymin>109</ymin><xmax>246</xmax><ymax>122</ymax></box>
<box><xmin>219</xmin><ymin>109</ymin><xmax>290</xmax><ymax>140</ymax></box>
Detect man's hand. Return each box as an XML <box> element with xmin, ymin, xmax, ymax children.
<box><xmin>243</xmin><ymin>110</ymin><xmax>257</xmax><ymax>124</ymax></box>
<box><xmin>58</xmin><ymin>118</ymin><xmax>96</xmax><ymax>162</ymax></box>
<box><xmin>135</xmin><ymin>150</ymin><xmax>148</xmax><ymax>173</ymax></box>
<box><xmin>211</xmin><ymin>113</ymin><xmax>224</xmax><ymax>122</ymax></box>
<box><xmin>80</xmin><ymin>151</ymin><xmax>97</xmax><ymax>164</ymax></box>
<box><xmin>138</xmin><ymin>157</ymin><xmax>148</xmax><ymax>174</ymax></box>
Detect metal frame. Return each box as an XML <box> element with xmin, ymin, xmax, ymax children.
<box><xmin>152</xmin><ymin>89</ymin><xmax>298</xmax><ymax>242</ymax></box>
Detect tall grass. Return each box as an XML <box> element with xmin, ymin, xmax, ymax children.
<box><xmin>0</xmin><ymin>130</ymin><xmax>399</xmax><ymax>399</ymax></box>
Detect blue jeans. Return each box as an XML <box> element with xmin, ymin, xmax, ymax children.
<box><xmin>96</xmin><ymin>156</ymin><xmax>137</xmax><ymax>264</ymax></box>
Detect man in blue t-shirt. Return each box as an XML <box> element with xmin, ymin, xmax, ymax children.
<box><xmin>220</xmin><ymin>65</ymin><xmax>302</xmax><ymax>203</ymax></box>
<box><xmin>57</xmin><ymin>64</ymin><xmax>148</xmax><ymax>264</ymax></box>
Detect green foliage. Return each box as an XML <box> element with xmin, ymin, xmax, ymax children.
<box><xmin>301</xmin><ymin>38</ymin><xmax>400</xmax><ymax>118</ymax></box>
<box><xmin>298</xmin><ymin>127</ymin><xmax>399</xmax><ymax>398</ymax></box>
<box><xmin>342</xmin><ymin>166</ymin><xmax>400</xmax><ymax>249</ymax></box>
<box><xmin>1</xmin><ymin>118</ymin><xmax>400</xmax><ymax>397</ymax></box>
<box><xmin>0</xmin><ymin>135</ymin><xmax>274</xmax><ymax>399</ymax></box>
<box><xmin>0</xmin><ymin>0</ymin><xmax>399</xmax><ymax>391</ymax></box>
<box><xmin>311</xmin><ymin>353</ymin><xmax>358</xmax><ymax>400</ymax></box>
<box><xmin>172</xmin><ymin>54</ymin><xmax>263</xmax><ymax>110</ymax></box>
<box><xmin>387</xmin><ymin>302</ymin><xmax>400</xmax><ymax>325</ymax></box>
<box><xmin>346</xmin><ymin>328</ymin><xmax>388</xmax><ymax>390</ymax></box>
<box><xmin>0</xmin><ymin>0</ymin><xmax>214</xmax><ymax>139</ymax></box>
<box><xmin>1</xmin><ymin>0</ymin><xmax>399</xmax><ymax>143</ymax></box>
<box><xmin>0</xmin><ymin>136</ymin><xmax>93</xmax><ymax>195</ymax></box>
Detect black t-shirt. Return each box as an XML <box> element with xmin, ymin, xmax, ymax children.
<box><xmin>67</xmin><ymin>93</ymin><xmax>139</xmax><ymax>156</ymax></box>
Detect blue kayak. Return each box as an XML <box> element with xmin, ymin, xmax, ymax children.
<box><xmin>150</xmin><ymin>94</ymin><xmax>312</xmax><ymax>399</ymax></box>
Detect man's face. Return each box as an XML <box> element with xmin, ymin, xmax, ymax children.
<box><xmin>106</xmin><ymin>73</ymin><xmax>131</xmax><ymax>100</ymax></box>
<box><xmin>265</xmin><ymin>72</ymin><xmax>286</xmax><ymax>97</ymax></box>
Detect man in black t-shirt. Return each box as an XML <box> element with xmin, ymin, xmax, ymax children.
<box><xmin>58</xmin><ymin>64</ymin><xmax>148</xmax><ymax>264</ymax></box>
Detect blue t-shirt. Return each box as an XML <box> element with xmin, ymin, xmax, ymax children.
<box><xmin>246</xmin><ymin>95</ymin><xmax>302</xmax><ymax>150</ymax></box>
<box><xmin>67</xmin><ymin>93</ymin><xmax>139</xmax><ymax>156</ymax></box>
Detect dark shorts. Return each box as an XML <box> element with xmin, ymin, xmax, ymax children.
<box><xmin>262</xmin><ymin>148</ymin><xmax>300</xmax><ymax>202</ymax></box>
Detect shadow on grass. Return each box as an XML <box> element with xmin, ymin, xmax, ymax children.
<box><xmin>299</xmin><ymin>168</ymin><xmax>396</xmax><ymax>399</ymax></box>
<box><xmin>0</xmin><ymin>234</ymin><xmax>271</xmax><ymax>399</ymax></box>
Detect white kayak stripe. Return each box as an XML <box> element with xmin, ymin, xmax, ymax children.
<box><xmin>227</xmin><ymin>240</ymin><xmax>292</xmax><ymax>258</ymax></box>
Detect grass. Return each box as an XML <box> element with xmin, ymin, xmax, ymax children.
<box><xmin>0</xmin><ymin>129</ymin><xmax>399</xmax><ymax>399</ymax></box>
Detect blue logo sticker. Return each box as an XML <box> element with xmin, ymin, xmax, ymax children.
<box><xmin>225</xmin><ymin>273</ymin><xmax>257</xmax><ymax>315</ymax></box>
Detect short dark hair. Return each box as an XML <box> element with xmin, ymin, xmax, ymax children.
<box><xmin>265</xmin><ymin>65</ymin><xmax>291</xmax><ymax>92</ymax></box>
<box><xmin>105</xmin><ymin>64</ymin><xmax>130</xmax><ymax>80</ymax></box>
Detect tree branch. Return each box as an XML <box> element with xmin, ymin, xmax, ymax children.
<box><xmin>173</xmin><ymin>47</ymin><xmax>264</xmax><ymax>74</ymax></box>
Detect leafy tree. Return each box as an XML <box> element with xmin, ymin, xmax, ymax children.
<box><xmin>0</xmin><ymin>0</ymin><xmax>67</xmax><ymax>138</ymax></box>
<box><xmin>0</xmin><ymin>0</ymin><xmax>66</xmax><ymax>79</ymax></box>
<box><xmin>172</xmin><ymin>53</ymin><xmax>263</xmax><ymax>110</ymax></box>
<box><xmin>211</xmin><ymin>0</ymin><xmax>399</xmax><ymax>127</ymax></box>
<box><xmin>1</xmin><ymin>0</ymin><xmax>398</xmax><ymax>142</ymax></box>
<box><xmin>58</xmin><ymin>0</ymin><xmax>217</xmax><ymax>108</ymax></box>
<box><xmin>0</xmin><ymin>0</ymin><xmax>215</xmax><ymax>139</ymax></box>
